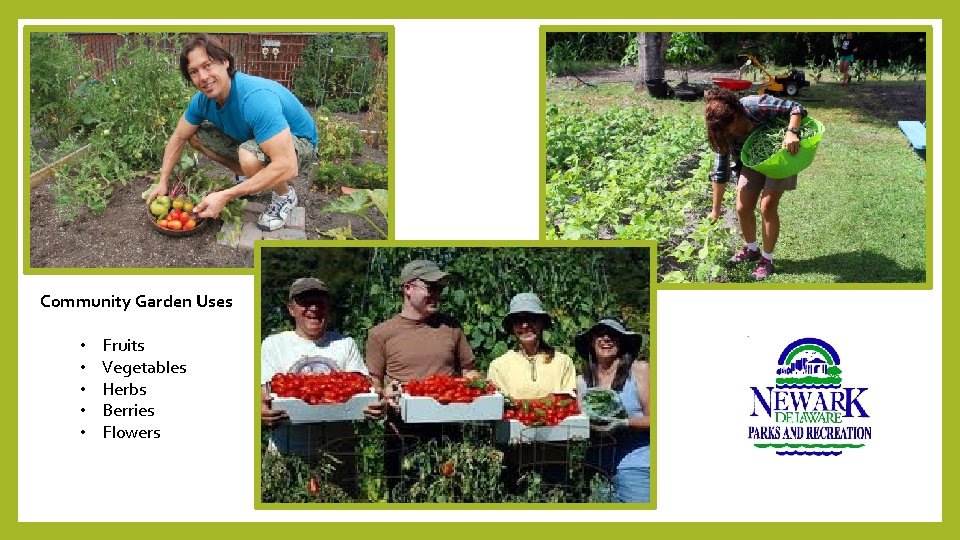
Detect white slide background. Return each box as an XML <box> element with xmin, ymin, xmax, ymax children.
<box><xmin>18</xmin><ymin>19</ymin><xmax>941</xmax><ymax>522</ymax></box>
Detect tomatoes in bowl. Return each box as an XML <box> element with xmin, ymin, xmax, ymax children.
<box><xmin>148</xmin><ymin>205</ymin><xmax>206</xmax><ymax>237</ymax></box>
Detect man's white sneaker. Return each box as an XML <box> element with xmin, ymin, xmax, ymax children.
<box><xmin>256</xmin><ymin>187</ymin><xmax>297</xmax><ymax>231</ymax></box>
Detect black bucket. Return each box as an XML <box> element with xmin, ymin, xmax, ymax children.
<box><xmin>645</xmin><ymin>78</ymin><xmax>670</xmax><ymax>99</ymax></box>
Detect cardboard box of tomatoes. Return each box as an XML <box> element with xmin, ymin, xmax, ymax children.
<box><xmin>495</xmin><ymin>393</ymin><xmax>589</xmax><ymax>443</ymax></box>
<box><xmin>399</xmin><ymin>374</ymin><xmax>504</xmax><ymax>423</ymax></box>
<box><xmin>271</xmin><ymin>392</ymin><xmax>379</xmax><ymax>423</ymax></box>
<box><xmin>495</xmin><ymin>414</ymin><xmax>590</xmax><ymax>443</ymax></box>
<box><xmin>268</xmin><ymin>371</ymin><xmax>379</xmax><ymax>424</ymax></box>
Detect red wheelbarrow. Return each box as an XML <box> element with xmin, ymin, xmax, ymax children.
<box><xmin>713</xmin><ymin>78</ymin><xmax>752</xmax><ymax>91</ymax></box>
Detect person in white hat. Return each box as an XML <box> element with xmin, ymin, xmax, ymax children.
<box><xmin>487</xmin><ymin>292</ymin><xmax>576</xmax><ymax>399</ymax></box>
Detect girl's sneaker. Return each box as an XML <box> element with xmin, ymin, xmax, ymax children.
<box><xmin>729</xmin><ymin>246</ymin><xmax>761</xmax><ymax>265</ymax></box>
<box><xmin>752</xmin><ymin>257</ymin><xmax>775</xmax><ymax>280</ymax></box>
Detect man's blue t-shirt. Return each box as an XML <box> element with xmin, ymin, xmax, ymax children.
<box><xmin>184</xmin><ymin>71</ymin><xmax>318</xmax><ymax>147</ymax></box>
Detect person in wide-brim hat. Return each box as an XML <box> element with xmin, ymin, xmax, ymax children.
<box><xmin>574</xmin><ymin>318</ymin><xmax>641</xmax><ymax>361</ymax></box>
<box><xmin>574</xmin><ymin>316</ymin><xmax>650</xmax><ymax>503</ymax></box>
<box><xmin>487</xmin><ymin>293</ymin><xmax>576</xmax><ymax>400</ymax></box>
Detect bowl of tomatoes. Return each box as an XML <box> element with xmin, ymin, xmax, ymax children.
<box><xmin>148</xmin><ymin>204</ymin><xmax>207</xmax><ymax>237</ymax></box>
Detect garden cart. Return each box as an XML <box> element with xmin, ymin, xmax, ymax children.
<box><xmin>739</xmin><ymin>54</ymin><xmax>811</xmax><ymax>97</ymax></box>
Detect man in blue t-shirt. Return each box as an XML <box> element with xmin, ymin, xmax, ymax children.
<box><xmin>147</xmin><ymin>34</ymin><xmax>318</xmax><ymax>231</ymax></box>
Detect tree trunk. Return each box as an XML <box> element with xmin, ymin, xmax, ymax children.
<box><xmin>635</xmin><ymin>32</ymin><xmax>671</xmax><ymax>91</ymax></box>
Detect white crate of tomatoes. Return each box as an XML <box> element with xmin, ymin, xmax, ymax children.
<box><xmin>399</xmin><ymin>374</ymin><xmax>504</xmax><ymax>423</ymax></box>
<box><xmin>268</xmin><ymin>371</ymin><xmax>378</xmax><ymax>424</ymax></box>
<box><xmin>495</xmin><ymin>393</ymin><xmax>589</xmax><ymax>443</ymax></box>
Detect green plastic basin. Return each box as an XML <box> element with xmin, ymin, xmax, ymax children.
<box><xmin>741</xmin><ymin>117</ymin><xmax>825</xmax><ymax>179</ymax></box>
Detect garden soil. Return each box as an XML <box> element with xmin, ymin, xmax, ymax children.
<box><xmin>29</xmin><ymin>115</ymin><xmax>387</xmax><ymax>270</ymax></box>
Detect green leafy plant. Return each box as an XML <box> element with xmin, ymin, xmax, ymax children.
<box><xmin>292</xmin><ymin>33</ymin><xmax>383</xmax><ymax>112</ymax></box>
<box><xmin>50</xmin><ymin>150</ymin><xmax>130</xmax><ymax>220</ymax></box>
<box><xmin>805</xmin><ymin>56</ymin><xmax>826</xmax><ymax>83</ymax></box>
<box><xmin>82</xmin><ymin>33</ymin><xmax>192</xmax><ymax>170</ymax></box>
<box><xmin>582</xmin><ymin>388</ymin><xmax>627</xmax><ymax>420</ymax></box>
<box><xmin>29</xmin><ymin>32</ymin><xmax>98</xmax><ymax>139</ymax></box>
<box><xmin>666</xmin><ymin>32</ymin><xmax>711</xmax><ymax>83</ymax></box>
<box><xmin>314</xmin><ymin>107</ymin><xmax>365</xmax><ymax>163</ymax></box>
<box><xmin>354</xmin><ymin>420</ymin><xmax>387</xmax><ymax>502</ymax></box>
<box><xmin>260</xmin><ymin>431</ymin><xmax>353</xmax><ymax>503</ymax></box>
<box><xmin>546</xmin><ymin>101</ymin><xmax>733</xmax><ymax>282</ymax></box>
<box><xmin>390</xmin><ymin>435</ymin><xmax>504</xmax><ymax>503</ymax></box>
<box><xmin>315</xmin><ymin>162</ymin><xmax>387</xmax><ymax>190</ymax></box>
<box><xmin>320</xmin><ymin>188</ymin><xmax>388</xmax><ymax>239</ymax></box>
<box><xmin>361</xmin><ymin>58</ymin><xmax>389</xmax><ymax>151</ymax></box>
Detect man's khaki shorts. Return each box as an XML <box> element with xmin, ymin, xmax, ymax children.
<box><xmin>196</xmin><ymin>122</ymin><xmax>315</xmax><ymax>174</ymax></box>
<box><xmin>737</xmin><ymin>166</ymin><xmax>798</xmax><ymax>191</ymax></box>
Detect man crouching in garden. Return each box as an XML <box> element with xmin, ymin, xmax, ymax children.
<box><xmin>148</xmin><ymin>33</ymin><xmax>317</xmax><ymax>231</ymax></box>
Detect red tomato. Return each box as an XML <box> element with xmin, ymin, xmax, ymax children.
<box><xmin>157</xmin><ymin>219</ymin><xmax>168</xmax><ymax>228</ymax></box>
<box><xmin>179</xmin><ymin>212</ymin><xmax>191</xmax><ymax>224</ymax></box>
<box><xmin>441</xmin><ymin>461</ymin><xmax>454</xmax><ymax>477</ymax></box>
<box><xmin>166</xmin><ymin>220</ymin><xmax>183</xmax><ymax>230</ymax></box>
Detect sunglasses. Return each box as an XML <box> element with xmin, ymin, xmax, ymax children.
<box><xmin>292</xmin><ymin>292</ymin><xmax>330</xmax><ymax>307</ymax></box>
<box><xmin>411</xmin><ymin>280</ymin><xmax>445</xmax><ymax>294</ymax></box>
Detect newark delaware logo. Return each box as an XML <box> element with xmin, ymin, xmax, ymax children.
<box><xmin>749</xmin><ymin>338</ymin><xmax>871</xmax><ymax>456</ymax></box>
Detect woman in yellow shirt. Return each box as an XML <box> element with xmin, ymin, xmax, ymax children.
<box><xmin>487</xmin><ymin>292</ymin><xmax>577</xmax><ymax>399</ymax></box>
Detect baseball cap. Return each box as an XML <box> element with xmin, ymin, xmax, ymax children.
<box><xmin>399</xmin><ymin>260</ymin><xmax>449</xmax><ymax>283</ymax></box>
<box><xmin>288</xmin><ymin>277</ymin><xmax>330</xmax><ymax>299</ymax></box>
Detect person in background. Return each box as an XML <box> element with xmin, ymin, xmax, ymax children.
<box><xmin>838</xmin><ymin>32</ymin><xmax>859</xmax><ymax>86</ymax></box>
<box><xmin>487</xmin><ymin>292</ymin><xmax>576</xmax><ymax>399</ymax></box>
<box><xmin>705</xmin><ymin>88</ymin><xmax>807</xmax><ymax>280</ymax></box>
<box><xmin>575</xmin><ymin>317</ymin><xmax>650</xmax><ymax>503</ymax></box>
<box><xmin>148</xmin><ymin>33</ymin><xmax>317</xmax><ymax>231</ymax></box>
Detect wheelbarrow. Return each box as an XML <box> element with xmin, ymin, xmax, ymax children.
<box><xmin>712</xmin><ymin>77</ymin><xmax>752</xmax><ymax>91</ymax></box>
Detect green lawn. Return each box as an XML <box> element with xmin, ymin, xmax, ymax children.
<box><xmin>546</xmin><ymin>77</ymin><xmax>929</xmax><ymax>284</ymax></box>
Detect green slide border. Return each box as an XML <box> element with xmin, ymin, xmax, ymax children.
<box><xmin>9</xmin><ymin>7</ymin><xmax>949</xmax><ymax>539</ymax></box>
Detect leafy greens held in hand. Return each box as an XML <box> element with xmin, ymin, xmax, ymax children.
<box><xmin>581</xmin><ymin>387</ymin><xmax>627</xmax><ymax>421</ymax></box>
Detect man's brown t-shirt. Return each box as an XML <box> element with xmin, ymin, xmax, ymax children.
<box><xmin>365</xmin><ymin>314</ymin><xmax>476</xmax><ymax>383</ymax></box>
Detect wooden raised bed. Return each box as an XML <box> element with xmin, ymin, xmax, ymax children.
<box><xmin>29</xmin><ymin>143</ymin><xmax>91</xmax><ymax>188</ymax></box>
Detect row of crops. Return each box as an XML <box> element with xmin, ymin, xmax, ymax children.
<box><xmin>546</xmin><ymin>101</ymin><xmax>733</xmax><ymax>282</ymax></box>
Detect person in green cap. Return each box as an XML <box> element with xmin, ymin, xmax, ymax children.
<box><xmin>260</xmin><ymin>277</ymin><xmax>385</xmax><ymax>456</ymax></box>
<box><xmin>487</xmin><ymin>292</ymin><xmax>576</xmax><ymax>399</ymax></box>
<box><xmin>365</xmin><ymin>259</ymin><xmax>479</xmax><ymax>399</ymax></box>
